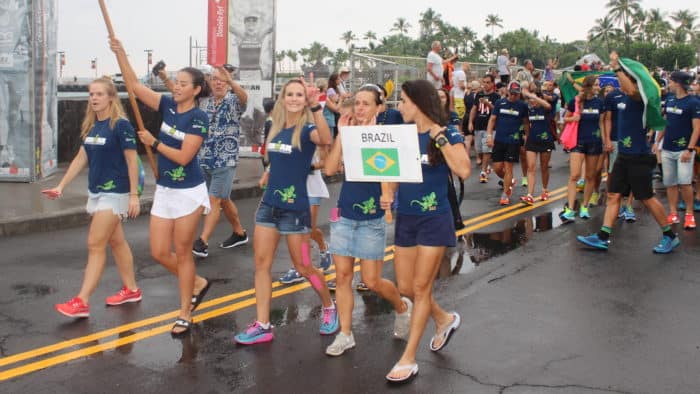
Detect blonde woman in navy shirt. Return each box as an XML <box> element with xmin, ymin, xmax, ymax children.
<box><xmin>234</xmin><ymin>78</ymin><xmax>337</xmax><ymax>345</ymax></box>
<box><xmin>385</xmin><ymin>80</ymin><xmax>470</xmax><ymax>382</ymax></box>
<box><xmin>45</xmin><ymin>76</ymin><xmax>142</xmax><ymax>318</ymax></box>
<box><xmin>111</xmin><ymin>39</ymin><xmax>212</xmax><ymax>336</ymax></box>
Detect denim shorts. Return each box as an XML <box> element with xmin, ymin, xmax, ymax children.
<box><xmin>662</xmin><ymin>150</ymin><xmax>695</xmax><ymax>186</ymax></box>
<box><xmin>203</xmin><ymin>166</ymin><xmax>236</xmax><ymax>199</ymax></box>
<box><xmin>395</xmin><ymin>212</ymin><xmax>456</xmax><ymax>248</ymax></box>
<box><xmin>475</xmin><ymin>130</ymin><xmax>492</xmax><ymax>154</ymax></box>
<box><xmin>308</xmin><ymin>197</ymin><xmax>321</xmax><ymax>206</ymax></box>
<box><xmin>329</xmin><ymin>216</ymin><xmax>386</xmax><ymax>260</ymax></box>
<box><xmin>255</xmin><ymin>201</ymin><xmax>311</xmax><ymax>234</ymax></box>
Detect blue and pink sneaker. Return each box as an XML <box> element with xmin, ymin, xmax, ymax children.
<box><xmin>319</xmin><ymin>304</ymin><xmax>339</xmax><ymax>335</ymax></box>
<box><xmin>234</xmin><ymin>321</ymin><xmax>274</xmax><ymax>345</ymax></box>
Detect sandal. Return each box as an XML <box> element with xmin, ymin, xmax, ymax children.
<box><xmin>171</xmin><ymin>318</ymin><xmax>192</xmax><ymax>337</ymax></box>
<box><xmin>385</xmin><ymin>362</ymin><xmax>418</xmax><ymax>383</ymax></box>
<box><xmin>190</xmin><ymin>278</ymin><xmax>212</xmax><ymax>312</ymax></box>
<box><xmin>429</xmin><ymin>311</ymin><xmax>461</xmax><ymax>352</ymax></box>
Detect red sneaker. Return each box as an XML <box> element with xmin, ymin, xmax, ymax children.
<box><xmin>667</xmin><ymin>213</ymin><xmax>680</xmax><ymax>225</ymax></box>
<box><xmin>684</xmin><ymin>214</ymin><xmax>696</xmax><ymax>230</ymax></box>
<box><xmin>499</xmin><ymin>195</ymin><xmax>510</xmax><ymax>206</ymax></box>
<box><xmin>520</xmin><ymin>194</ymin><xmax>534</xmax><ymax>205</ymax></box>
<box><xmin>55</xmin><ymin>296</ymin><xmax>89</xmax><ymax>318</ymax></box>
<box><xmin>106</xmin><ymin>286</ymin><xmax>143</xmax><ymax>306</ymax></box>
<box><xmin>540</xmin><ymin>190</ymin><xmax>549</xmax><ymax>201</ymax></box>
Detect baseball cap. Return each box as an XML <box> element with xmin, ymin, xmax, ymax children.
<box><xmin>508</xmin><ymin>81</ymin><xmax>522</xmax><ymax>94</ymax></box>
<box><xmin>670</xmin><ymin>71</ymin><xmax>692</xmax><ymax>90</ymax></box>
<box><xmin>338</xmin><ymin>66</ymin><xmax>350</xmax><ymax>74</ymax></box>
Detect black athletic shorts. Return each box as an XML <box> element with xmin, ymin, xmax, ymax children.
<box><xmin>525</xmin><ymin>139</ymin><xmax>555</xmax><ymax>153</ymax></box>
<box><xmin>492</xmin><ymin>141</ymin><xmax>520</xmax><ymax>163</ymax></box>
<box><xmin>570</xmin><ymin>141</ymin><xmax>603</xmax><ymax>155</ymax></box>
<box><xmin>608</xmin><ymin>154</ymin><xmax>656</xmax><ymax>200</ymax></box>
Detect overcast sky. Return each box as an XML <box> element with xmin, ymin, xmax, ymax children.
<box><xmin>57</xmin><ymin>0</ymin><xmax>692</xmax><ymax>78</ymax></box>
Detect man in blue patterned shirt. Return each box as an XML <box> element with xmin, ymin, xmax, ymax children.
<box><xmin>193</xmin><ymin>66</ymin><xmax>250</xmax><ymax>257</ymax></box>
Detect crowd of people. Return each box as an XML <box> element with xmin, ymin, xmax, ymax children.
<box><xmin>39</xmin><ymin>34</ymin><xmax>699</xmax><ymax>384</ymax></box>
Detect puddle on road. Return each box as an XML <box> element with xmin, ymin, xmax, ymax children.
<box><xmin>441</xmin><ymin>211</ymin><xmax>565</xmax><ymax>277</ymax></box>
<box><xmin>12</xmin><ymin>283</ymin><xmax>55</xmax><ymax>298</ymax></box>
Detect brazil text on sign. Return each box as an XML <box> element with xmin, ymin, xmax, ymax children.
<box><xmin>362</xmin><ymin>148</ymin><xmax>400</xmax><ymax>176</ymax></box>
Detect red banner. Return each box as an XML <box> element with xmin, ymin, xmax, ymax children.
<box><xmin>207</xmin><ymin>0</ymin><xmax>228</xmax><ymax>67</ymax></box>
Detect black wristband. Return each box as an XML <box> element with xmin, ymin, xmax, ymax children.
<box><xmin>310</xmin><ymin>104</ymin><xmax>322</xmax><ymax>113</ymax></box>
<box><xmin>688</xmin><ymin>148</ymin><xmax>696</xmax><ymax>152</ymax></box>
<box><xmin>613</xmin><ymin>68</ymin><xmax>623</xmax><ymax>73</ymax></box>
<box><xmin>151</xmin><ymin>139</ymin><xmax>160</xmax><ymax>150</ymax></box>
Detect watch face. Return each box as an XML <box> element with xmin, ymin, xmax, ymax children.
<box><xmin>435</xmin><ymin>135</ymin><xmax>449</xmax><ymax>147</ymax></box>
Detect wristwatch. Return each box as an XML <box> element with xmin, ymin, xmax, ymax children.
<box><xmin>688</xmin><ymin>147</ymin><xmax>696</xmax><ymax>152</ymax></box>
<box><xmin>151</xmin><ymin>139</ymin><xmax>160</xmax><ymax>150</ymax></box>
<box><xmin>310</xmin><ymin>104</ymin><xmax>322</xmax><ymax>113</ymax></box>
<box><xmin>433</xmin><ymin>133</ymin><xmax>449</xmax><ymax>148</ymax></box>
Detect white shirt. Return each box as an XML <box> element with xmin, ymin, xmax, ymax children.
<box><xmin>426</xmin><ymin>51</ymin><xmax>443</xmax><ymax>88</ymax></box>
<box><xmin>497</xmin><ymin>55</ymin><xmax>510</xmax><ymax>75</ymax></box>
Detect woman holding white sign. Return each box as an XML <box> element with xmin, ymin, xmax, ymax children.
<box><xmin>323</xmin><ymin>85</ymin><xmax>412</xmax><ymax>357</ymax></box>
<box><xmin>385</xmin><ymin>80</ymin><xmax>470</xmax><ymax>383</ymax></box>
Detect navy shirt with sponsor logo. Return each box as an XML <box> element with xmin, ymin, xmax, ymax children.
<box><xmin>663</xmin><ymin>95</ymin><xmax>700</xmax><ymax>152</ymax></box>
<box><xmin>527</xmin><ymin>105</ymin><xmax>551</xmax><ymax>143</ymax></box>
<box><xmin>338</xmin><ymin>181</ymin><xmax>383</xmax><ymax>221</ymax></box>
<box><xmin>263</xmin><ymin>123</ymin><xmax>316</xmax><ymax>211</ymax></box>
<box><xmin>604</xmin><ymin>88</ymin><xmax>625</xmax><ymax>141</ymax></box>
<box><xmin>84</xmin><ymin>118</ymin><xmax>136</xmax><ymax>194</ymax></box>
<box><xmin>157</xmin><ymin>95</ymin><xmax>209</xmax><ymax>188</ymax></box>
<box><xmin>616</xmin><ymin>95</ymin><xmax>651</xmax><ymax>155</ymax></box>
<box><xmin>398</xmin><ymin>126</ymin><xmax>464</xmax><ymax>216</ymax></box>
<box><xmin>567</xmin><ymin>97</ymin><xmax>605</xmax><ymax>144</ymax></box>
<box><xmin>493</xmin><ymin>98</ymin><xmax>528</xmax><ymax>144</ymax></box>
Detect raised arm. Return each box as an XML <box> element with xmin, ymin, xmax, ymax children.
<box><xmin>109</xmin><ymin>38</ymin><xmax>162</xmax><ymax>110</ymax></box>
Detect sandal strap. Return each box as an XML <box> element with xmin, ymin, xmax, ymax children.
<box><xmin>173</xmin><ymin>318</ymin><xmax>191</xmax><ymax>327</ymax></box>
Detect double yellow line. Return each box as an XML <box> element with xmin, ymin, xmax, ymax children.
<box><xmin>0</xmin><ymin>186</ymin><xmax>567</xmax><ymax>381</ymax></box>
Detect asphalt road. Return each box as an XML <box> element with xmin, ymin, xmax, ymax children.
<box><xmin>1</xmin><ymin>151</ymin><xmax>699</xmax><ymax>394</ymax></box>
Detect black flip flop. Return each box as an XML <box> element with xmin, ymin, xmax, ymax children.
<box><xmin>171</xmin><ymin>318</ymin><xmax>192</xmax><ymax>337</ymax></box>
<box><xmin>190</xmin><ymin>278</ymin><xmax>212</xmax><ymax>312</ymax></box>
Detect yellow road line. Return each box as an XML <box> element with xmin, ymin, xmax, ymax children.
<box><xmin>0</xmin><ymin>187</ymin><xmax>567</xmax><ymax>378</ymax></box>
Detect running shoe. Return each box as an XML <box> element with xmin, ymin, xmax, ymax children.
<box><xmin>576</xmin><ymin>178</ymin><xmax>585</xmax><ymax>192</ymax></box>
<box><xmin>55</xmin><ymin>296</ymin><xmax>89</xmax><ymax>318</ymax></box>
<box><xmin>623</xmin><ymin>206</ymin><xmax>637</xmax><ymax>223</ymax></box>
<box><xmin>319</xmin><ymin>304</ymin><xmax>339</xmax><ymax>335</ymax></box>
<box><xmin>589</xmin><ymin>192</ymin><xmax>600</xmax><ymax>207</ymax></box>
<box><xmin>618</xmin><ymin>206</ymin><xmax>626</xmax><ymax>218</ymax></box>
<box><xmin>327</xmin><ymin>279</ymin><xmax>336</xmax><ymax>291</ymax></box>
<box><xmin>684</xmin><ymin>214</ymin><xmax>696</xmax><ymax>230</ymax></box>
<box><xmin>521</xmin><ymin>178</ymin><xmax>528</xmax><ymax>187</ymax></box>
<box><xmin>393</xmin><ymin>297</ymin><xmax>413</xmax><ymax>340</ymax></box>
<box><xmin>576</xmin><ymin>233</ymin><xmax>610</xmax><ymax>250</ymax></box>
<box><xmin>279</xmin><ymin>269</ymin><xmax>304</xmax><ymax>284</ymax></box>
<box><xmin>499</xmin><ymin>194</ymin><xmax>510</xmax><ymax>206</ymax></box>
<box><xmin>678</xmin><ymin>200</ymin><xmax>686</xmax><ymax>210</ymax></box>
<box><xmin>667</xmin><ymin>213</ymin><xmax>680</xmax><ymax>225</ymax></box>
<box><xmin>540</xmin><ymin>190</ymin><xmax>549</xmax><ymax>201</ymax></box>
<box><xmin>479</xmin><ymin>172</ymin><xmax>488</xmax><ymax>183</ymax></box>
<box><xmin>356</xmin><ymin>281</ymin><xmax>370</xmax><ymax>291</ymax></box>
<box><xmin>520</xmin><ymin>194</ymin><xmax>534</xmax><ymax>205</ymax></box>
<box><xmin>192</xmin><ymin>238</ymin><xmax>208</xmax><ymax>258</ymax></box>
<box><xmin>105</xmin><ymin>286</ymin><xmax>142</xmax><ymax>306</ymax></box>
<box><xmin>220</xmin><ymin>231</ymin><xmax>248</xmax><ymax>249</ymax></box>
<box><xmin>319</xmin><ymin>251</ymin><xmax>332</xmax><ymax>271</ymax></box>
<box><xmin>653</xmin><ymin>235</ymin><xmax>680</xmax><ymax>254</ymax></box>
<box><xmin>560</xmin><ymin>208</ymin><xmax>576</xmax><ymax>223</ymax></box>
<box><xmin>234</xmin><ymin>321</ymin><xmax>274</xmax><ymax>345</ymax></box>
<box><xmin>579</xmin><ymin>206</ymin><xmax>590</xmax><ymax>219</ymax></box>
<box><xmin>325</xmin><ymin>331</ymin><xmax>356</xmax><ymax>356</ymax></box>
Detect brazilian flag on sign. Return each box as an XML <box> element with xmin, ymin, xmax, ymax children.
<box><xmin>362</xmin><ymin>148</ymin><xmax>400</xmax><ymax>177</ymax></box>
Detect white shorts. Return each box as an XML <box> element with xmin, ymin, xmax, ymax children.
<box><xmin>151</xmin><ymin>183</ymin><xmax>211</xmax><ymax>219</ymax></box>
<box><xmin>86</xmin><ymin>192</ymin><xmax>129</xmax><ymax>219</ymax></box>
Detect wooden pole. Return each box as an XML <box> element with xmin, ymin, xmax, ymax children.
<box><xmin>98</xmin><ymin>0</ymin><xmax>158</xmax><ymax>179</ymax></box>
<box><xmin>381</xmin><ymin>183</ymin><xmax>393</xmax><ymax>223</ymax></box>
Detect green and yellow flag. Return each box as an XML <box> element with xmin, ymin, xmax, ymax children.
<box><xmin>618</xmin><ymin>57</ymin><xmax>667</xmax><ymax>130</ymax></box>
<box><xmin>362</xmin><ymin>148</ymin><xmax>400</xmax><ymax>177</ymax></box>
<box><xmin>557</xmin><ymin>71</ymin><xmax>615</xmax><ymax>104</ymax></box>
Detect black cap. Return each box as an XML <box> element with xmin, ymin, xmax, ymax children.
<box><xmin>670</xmin><ymin>71</ymin><xmax>692</xmax><ymax>90</ymax></box>
<box><xmin>244</xmin><ymin>15</ymin><xmax>258</xmax><ymax>22</ymax></box>
<box><xmin>508</xmin><ymin>81</ymin><xmax>522</xmax><ymax>94</ymax></box>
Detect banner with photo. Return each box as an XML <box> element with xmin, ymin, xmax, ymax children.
<box><xmin>0</xmin><ymin>0</ymin><xmax>57</xmax><ymax>182</ymax></box>
<box><xmin>207</xmin><ymin>0</ymin><xmax>275</xmax><ymax>148</ymax></box>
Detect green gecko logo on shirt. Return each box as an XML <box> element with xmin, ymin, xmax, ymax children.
<box><xmin>164</xmin><ymin>166</ymin><xmax>186</xmax><ymax>182</ymax></box>
<box><xmin>621</xmin><ymin>136</ymin><xmax>632</xmax><ymax>148</ymax></box>
<box><xmin>674</xmin><ymin>137</ymin><xmax>688</xmax><ymax>148</ymax></box>
<box><xmin>97</xmin><ymin>180</ymin><xmax>116</xmax><ymax>191</ymax></box>
<box><xmin>274</xmin><ymin>186</ymin><xmax>296</xmax><ymax>204</ymax></box>
<box><xmin>593</xmin><ymin>129</ymin><xmax>601</xmax><ymax>139</ymax></box>
<box><xmin>353</xmin><ymin>197</ymin><xmax>377</xmax><ymax>215</ymax></box>
<box><xmin>125</xmin><ymin>137</ymin><xmax>136</xmax><ymax>144</ymax></box>
<box><xmin>410</xmin><ymin>192</ymin><xmax>437</xmax><ymax>212</ymax></box>
<box><xmin>539</xmin><ymin>132</ymin><xmax>549</xmax><ymax>140</ymax></box>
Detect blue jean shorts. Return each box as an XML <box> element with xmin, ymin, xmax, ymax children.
<box><xmin>662</xmin><ymin>150</ymin><xmax>695</xmax><ymax>186</ymax></box>
<box><xmin>308</xmin><ymin>197</ymin><xmax>322</xmax><ymax>206</ymax></box>
<box><xmin>203</xmin><ymin>166</ymin><xmax>236</xmax><ymax>199</ymax></box>
<box><xmin>255</xmin><ymin>201</ymin><xmax>311</xmax><ymax>234</ymax></box>
<box><xmin>329</xmin><ymin>216</ymin><xmax>387</xmax><ymax>260</ymax></box>
<box><xmin>395</xmin><ymin>212</ymin><xmax>456</xmax><ymax>247</ymax></box>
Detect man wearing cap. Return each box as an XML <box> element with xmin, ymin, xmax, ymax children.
<box><xmin>192</xmin><ymin>66</ymin><xmax>250</xmax><ymax>258</ymax></box>
<box><xmin>337</xmin><ymin>67</ymin><xmax>352</xmax><ymax>98</ymax></box>
<box><xmin>486</xmin><ymin>80</ymin><xmax>530</xmax><ymax>205</ymax></box>
<box><xmin>229</xmin><ymin>14</ymin><xmax>273</xmax><ymax>80</ymax></box>
<box><xmin>426</xmin><ymin>41</ymin><xmax>444</xmax><ymax>89</ymax></box>
<box><xmin>654</xmin><ymin>70</ymin><xmax>700</xmax><ymax>229</ymax></box>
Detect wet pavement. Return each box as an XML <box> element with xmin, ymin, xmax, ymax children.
<box><xmin>1</xmin><ymin>150</ymin><xmax>700</xmax><ymax>393</ymax></box>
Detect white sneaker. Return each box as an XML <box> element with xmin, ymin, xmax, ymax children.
<box><xmin>325</xmin><ymin>331</ymin><xmax>355</xmax><ymax>356</ymax></box>
<box><xmin>393</xmin><ymin>297</ymin><xmax>413</xmax><ymax>340</ymax></box>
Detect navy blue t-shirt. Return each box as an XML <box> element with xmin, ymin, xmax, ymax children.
<box><xmin>543</xmin><ymin>92</ymin><xmax>559</xmax><ymax>119</ymax></box>
<box><xmin>663</xmin><ymin>95</ymin><xmax>700</xmax><ymax>152</ymax></box>
<box><xmin>493</xmin><ymin>98</ymin><xmax>528</xmax><ymax>144</ymax></box>
<box><xmin>398</xmin><ymin>126</ymin><xmax>464</xmax><ymax>216</ymax></box>
<box><xmin>157</xmin><ymin>95</ymin><xmax>209</xmax><ymax>188</ymax></box>
<box><xmin>568</xmin><ymin>97</ymin><xmax>604</xmax><ymax>144</ymax></box>
<box><xmin>604</xmin><ymin>88</ymin><xmax>625</xmax><ymax>141</ymax></box>
<box><xmin>338</xmin><ymin>181</ymin><xmax>383</xmax><ymax>221</ymax></box>
<box><xmin>263</xmin><ymin>123</ymin><xmax>316</xmax><ymax>210</ymax></box>
<box><xmin>376</xmin><ymin>109</ymin><xmax>404</xmax><ymax>125</ymax></box>
<box><xmin>616</xmin><ymin>95</ymin><xmax>651</xmax><ymax>155</ymax></box>
<box><xmin>84</xmin><ymin>118</ymin><xmax>137</xmax><ymax>194</ymax></box>
<box><xmin>528</xmin><ymin>105</ymin><xmax>551</xmax><ymax>143</ymax></box>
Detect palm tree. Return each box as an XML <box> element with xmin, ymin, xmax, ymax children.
<box><xmin>391</xmin><ymin>17</ymin><xmax>411</xmax><ymax>36</ymax></box>
<box><xmin>286</xmin><ymin>50</ymin><xmax>298</xmax><ymax>71</ymax></box>
<box><xmin>275</xmin><ymin>51</ymin><xmax>286</xmax><ymax>73</ymax></box>
<box><xmin>605</xmin><ymin>0</ymin><xmax>643</xmax><ymax>46</ymax></box>
<box><xmin>588</xmin><ymin>15</ymin><xmax>621</xmax><ymax>53</ymax></box>
<box><xmin>644</xmin><ymin>8</ymin><xmax>672</xmax><ymax>46</ymax></box>
<box><xmin>460</xmin><ymin>26</ymin><xmax>477</xmax><ymax>54</ymax></box>
<box><xmin>419</xmin><ymin>8</ymin><xmax>442</xmax><ymax>38</ymax></box>
<box><xmin>670</xmin><ymin>9</ymin><xmax>698</xmax><ymax>43</ymax></box>
<box><xmin>363</xmin><ymin>31</ymin><xmax>377</xmax><ymax>47</ymax></box>
<box><xmin>485</xmin><ymin>14</ymin><xmax>503</xmax><ymax>38</ymax></box>
<box><xmin>340</xmin><ymin>31</ymin><xmax>357</xmax><ymax>51</ymax></box>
